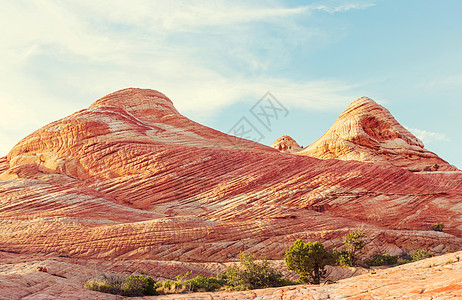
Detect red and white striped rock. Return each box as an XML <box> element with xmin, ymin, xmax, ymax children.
<box><xmin>297</xmin><ymin>97</ymin><xmax>457</xmax><ymax>172</ymax></box>
<box><xmin>0</xmin><ymin>89</ymin><xmax>461</xmax><ymax>264</ymax></box>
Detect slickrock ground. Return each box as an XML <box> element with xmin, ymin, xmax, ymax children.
<box><xmin>271</xmin><ymin>135</ymin><xmax>302</xmax><ymax>153</ymax></box>
<box><xmin>297</xmin><ymin>97</ymin><xmax>457</xmax><ymax>172</ymax></box>
<box><xmin>158</xmin><ymin>251</ymin><xmax>462</xmax><ymax>299</ymax></box>
<box><xmin>0</xmin><ymin>250</ymin><xmax>460</xmax><ymax>299</ymax></box>
<box><xmin>0</xmin><ymin>88</ymin><xmax>461</xmax><ymax>298</ymax></box>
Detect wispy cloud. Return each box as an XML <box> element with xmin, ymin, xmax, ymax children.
<box><xmin>311</xmin><ymin>2</ymin><xmax>376</xmax><ymax>14</ymax></box>
<box><xmin>0</xmin><ymin>0</ymin><xmax>375</xmax><ymax>155</ymax></box>
<box><xmin>406</xmin><ymin>127</ymin><xmax>450</xmax><ymax>144</ymax></box>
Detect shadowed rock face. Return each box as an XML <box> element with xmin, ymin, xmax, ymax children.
<box><xmin>271</xmin><ymin>135</ymin><xmax>302</xmax><ymax>153</ymax></box>
<box><xmin>0</xmin><ymin>89</ymin><xmax>461</xmax><ymax>264</ymax></box>
<box><xmin>297</xmin><ymin>97</ymin><xmax>457</xmax><ymax>172</ymax></box>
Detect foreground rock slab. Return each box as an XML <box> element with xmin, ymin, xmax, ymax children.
<box><xmin>0</xmin><ymin>251</ymin><xmax>460</xmax><ymax>299</ymax></box>
<box><xmin>158</xmin><ymin>251</ymin><xmax>462</xmax><ymax>299</ymax></box>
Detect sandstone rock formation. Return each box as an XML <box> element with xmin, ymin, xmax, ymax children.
<box><xmin>271</xmin><ymin>135</ymin><xmax>302</xmax><ymax>153</ymax></box>
<box><xmin>158</xmin><ymin>251</ymin><xmax>462</xmax><ymax>299</ymax></box>
<box><xmin>0</xmin><ymin>89</ymin><xmax>461</xmax><ymax>266</ymax></box>
<box><xmin>297</xmin><ymin>97</ymin><xmax>457</xmax><ymax>172</ymax></box>
<box><xmin>1</xmin><ymin>249</ymin><xmax>460</xmax><ymax>299</ymax></box>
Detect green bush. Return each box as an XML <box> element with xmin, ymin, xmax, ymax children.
<box><xmin>332</xmin><ymin>249</ymin><xmax>353</xmax><ymax>267</ymax></box>
<box><xmin>84</xmin><ymin>274</ymin><xmax>158</xmax><ymax>297</ymax></box>
<box><xmin>408</xmin><ymin>249</ymin><xmax>433</xmax><ymax>262</ymax></box>
<box><xmin>84</xmin><ymin>273</ymin><xmax>126</xmax><ymax>295</ymax></box>
<box><xmin>397</xmin><ymin>257</ymin><xmax>410</xmax><ymax>265</ymax></box>
<box><xmin>285</xmin><ymin>239</ymin><xmax>335</xmax><ymax>284</ymax></box>
<box><xmin>185</xmin><ymin>274</ymin><xmax>224</xmax><ymax>292</ymax></box>
<box><xmin>122</xmin><ymin>275</ymin><xmax>157</xmax><ymax>296</ymax></box>
<box><xmin>220</xmin><ymin>252</ymin><xmax>288</xmax><ymax>290</ymax></box>
<box><xmin>162</xmin><ymin>279</ymin><xmax>173</xmax><ymax>291</ymax></box>
<box><xmin>364</xmin><ymin>254</ymin><xmax>398</xmax><ymax>266</ymax></box>
<box><xmin>432</xmin><ymin>222</ymin><xmax>444</xmax><ymax>232</ymax></box>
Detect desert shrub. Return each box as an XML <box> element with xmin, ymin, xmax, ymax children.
<box><xmin>409</xmin><ymin>249</ymin><xmax>433</xmax><ymax>262</ymax></box>
<box><xmin>185</xmin><ymin>274</ymin><xmax>224</xmax><ymax>292</ymax></box>
<box><xmin>432</xmin><ymin>222</ymin><xmax>444</xmax><ymax>232</ymax></box>
<box><xmin>84</xmin><ymin>273</ymin><xmax>158</xmax><ymax>297</ymax></box>
<box><xmin>343</xmin><ymin>230</ymin><xmax>368</xmax><ymax>265</ymax></box>
<box><xmin>285</xmin><ymin>239</ymin><xmax>335</xmax><ymax>284</ymax></box>
<box><xmin>433</xmin><ymin>164</ymin><xmax>440</xmax><ymax>171</ymax></box>
<box><xmin>220</xmin><ymin>252</ymin><xmax>288</xmax><ymax>290</ymax></box>
<box><xmin>122</xmin><ymin>275</ymin><xmax>157</xmax><ymax>296</ymax></box>
<box><xmin>397</xmin><ymin>257</ymin><xmax>410</xmax><ymax>265</ymax></box>
<box><xmin>84</xmin><ymin>273</ymin><xmax>126</xmax><ymax>295</ymax></box>
<box><xmin>332</xmin><ymin>248</ymin><xmax>353</xmax><ymax>267</ymax></box>
<box><xmin>364</xmin><ymin>254</ymin><xmax>398</xmax><ymax>266</ymax></box>
<box><xmin>161</xmin><ymin>279</ymin><xmax>173</xmax><ymax>291</ymax></box>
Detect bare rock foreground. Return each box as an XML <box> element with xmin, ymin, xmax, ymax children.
<box><xmin>0</xmin><ymin>88</ymin><xmax>461</xmax><ymax>298</ymax></box>
<box><xmin>0</xmin><ymin>250</ymin><xmax>460</xmax><ymax>299</ymax></box>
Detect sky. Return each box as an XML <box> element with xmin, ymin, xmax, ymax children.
<box><xmin>0</xmin><ymin>0</ymin><xmax>461</xmax><ymax>168</ymax></box>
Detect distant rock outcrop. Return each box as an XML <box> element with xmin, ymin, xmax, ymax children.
<box><xmin>271</xmin><ymin>135</ymin><xmax>302</xmax><ymax>153</ymax></box>
<box><xmin>297</xmin><ymin>97</ymin><xmax>457</xmax><ymax>172</ymax></box>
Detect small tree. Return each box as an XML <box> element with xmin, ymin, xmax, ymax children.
<box><xmin>433</xmin><ymin>164</ymin><xmax>440</xmax><ymax>171</ymax></box>
<box><xmin>432</xmin><ymin>222</ymin><xmax>444</xmax><ymax>232</ymax></box>
<box><xmin>285</xmin><ymin>239</ymin><xmax>334</xmax><ymax>284</ymax></box>
<box><xmin>343</xmin><ymin>230</ymin><xmax>367</xmax><ymax>265</ymax></box>
<box><xmin>332</xmin><ymin>248</ymin><xmax>353</xmax><ymax>267</ymax></box>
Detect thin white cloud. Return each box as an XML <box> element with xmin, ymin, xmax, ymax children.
<box><xmin>312</xmin><ymin>2</ymin><xmax>376</xmax><ymax>14</ymax></box>
<box><xmin>406</xmin><ymin>127</ymin><xmax>450</xmax><ymax>144</ymax></box>
<box><xmin>0</xmin><ymin>0</ymin><xmax>375</xmax><ymax>155</ymax></box>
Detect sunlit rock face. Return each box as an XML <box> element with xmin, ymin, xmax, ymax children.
<box><xmin>271</xmin><ymin>135</ymin><xmax>303</xmax><ymax>153</ymax></box>
<box><xmin>0</xmin><ymin>89</ymin><xmax>461</xmax><ymax>264</ymax></box>
<box><xmin>297</xmin><ymin>97</ymin><xmax>457</xmax><ymax>172</ymax></box>
<box><xmin>1</xmin><ymin>251</ymin><xmax>461</xmax><ymax>299</ymax></box>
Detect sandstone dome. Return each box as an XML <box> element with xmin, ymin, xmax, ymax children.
<box><xmin>297</xmin><ymin>97</ymin><xmax>457</xmax><ymax>172</ymax></box>
<box><xmin>271</xmin><ymin>135</ymin><xmax>302</xmax><ymax>153</ymax></box>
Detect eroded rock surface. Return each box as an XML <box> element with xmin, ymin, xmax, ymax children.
<box><xmin>1</xmin><ymin>250</ymin><xmax>460</xmax><ymax>299</ymax></box>
<box><xmin>0</xmin><ymin>89</ymin><xmax>461</xmax><ymax>265</ymax></box>
<box><xmin>297</xmin><ymin>97</ymin><xmax>457</xmax><ymax>172</ymax></box>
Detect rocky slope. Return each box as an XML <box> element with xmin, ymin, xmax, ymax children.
<box><xmin>1</xmin><ymin>250</ymin><xmax>460</xmax><ymax>299</ymax></box>
<box><xmin>295</xmin><ymin>97</ymin><xmax>457</xmax><ymax>172</ymax></box>
<box><xmin>0</xmin><ymin>89</ymin><xmax>461</xmax><ymax>265</ymax></box>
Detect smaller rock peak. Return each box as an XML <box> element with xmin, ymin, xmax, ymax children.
<box><xmin>271</xmin><ymin>135</ymin><xmax>302</xmax><ymax>154</ymax></box>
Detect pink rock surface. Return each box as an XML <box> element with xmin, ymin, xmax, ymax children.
<box><xmin>0</xmin><ymin>250</ymin><xmax>460</xmax><ymax>299</ymax></box>
<box><xmin>0</xmin><ymin>88</ymin><xmax>461</xmax><ymax>266</ymax></box>
<box><xmin>297</xmin><ymin>97</ymin><xmax>458</xmax><ymax>172</ymax></box>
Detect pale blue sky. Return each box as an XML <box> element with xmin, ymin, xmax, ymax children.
<box><xmin>0</xmin><ymin>0</ymin><xmax>461</xmax><ymax>168</ymax></box>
